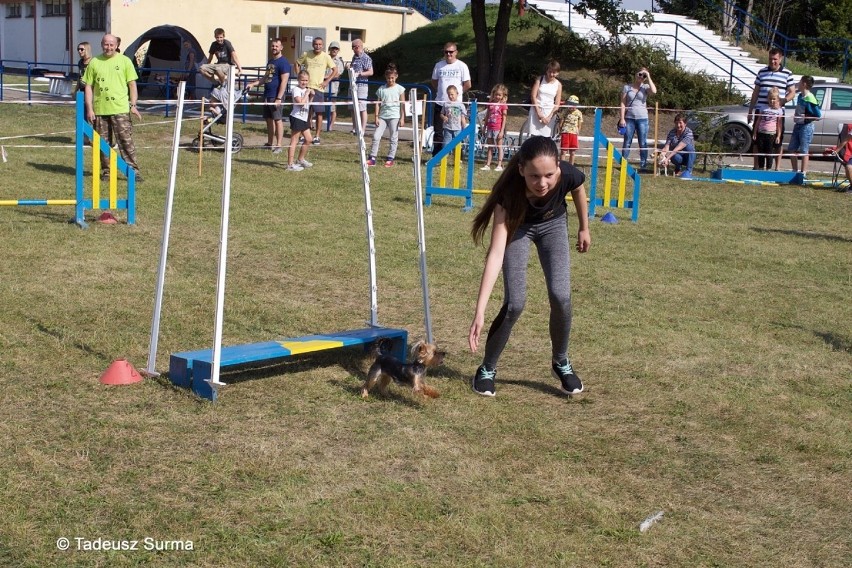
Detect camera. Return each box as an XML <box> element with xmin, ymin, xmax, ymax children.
<box><xmin>640</xmin><ymin>72</ymin><xmax>647</xmax><ymax>79</ymax></box>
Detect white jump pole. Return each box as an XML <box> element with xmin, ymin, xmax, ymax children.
<box><xmin>209</xmin><ymin>68</ymin><xmax>238</xmax><ymax>389</ymax></box>
<box><xmin>409</xmin><ymin>88</ymin><xmax>434</xmax><ymax>344</ymax></box>
<box><xmin>350</xmin><ymin>67</ymin><xmax>379</xmax><ymax>327</ymax></box>
<box><xmin>144</xmin><ymin>80</ymin><xmax>187</xmax><ymax>376</ymax></box>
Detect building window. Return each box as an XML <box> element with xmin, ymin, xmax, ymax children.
<box><xmin>44</xmin><ymin>0</ymin><xmax>68</xmax><ymax>17</ymax></box>
<box><xmin>25</xmin><ymin>2</ymin><xmax>34</xmax><ymax>17</ymax></box>
<box><xmin>6</xmin><ymin>4</ymin><xmax>22</xmax><ymax>18</ymax></box>
<box><xmin>339</xmin><ymin>28</ymin><xmax>364</xmax><ymax>42</ymax></box>
<box><xmin>81</xmin><ymin>1</ymin><xmax>106</xmax><ymax>31</ymax></box>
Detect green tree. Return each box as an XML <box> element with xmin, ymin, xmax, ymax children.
<box><xmin>572</xmin><ymin>0</ymin><xmax>654</xmax><ymax>44</ymax></box>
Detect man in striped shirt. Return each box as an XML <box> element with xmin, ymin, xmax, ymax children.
<box><xmin>747</xmin><ymin>48</ymin><xmax>796</xmax><ymax>167</ymax></box>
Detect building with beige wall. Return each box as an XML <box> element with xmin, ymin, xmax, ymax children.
<box><xmin>0</xmin><ymin>0</ymin><xmax>431</xmax><ymax>71</ymax></box>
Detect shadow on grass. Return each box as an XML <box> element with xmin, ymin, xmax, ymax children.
<box><xmin>28</xmin><ymin>162</ymin><xmax>76</xmax><ymax>176</ymax></box>
<box><xmin>9</xmin><ymin>207</ymin><xmax>76</xmax><ymax>224</ymax></box>
<box><xmin>38</xmin><ymin>135</ymin><xmax>74</xmax><ymax>144</ymax></box>
<box><xmin>29</xmin><ymin>318</ymin><xmax>113</xmax><ymax>362</ymax></box>
<box><xmin>750</xmin><ymin>226</ymin><xmax>852</xmax><ymax>243</ymax></box>
<box><xmin>500</xmin><ymin>377</ymin><xmax>595</xmax><ymax>403</ymax></box>
<box><xmin>774</xmin><ymin>322</ymin><xmax>852</xmax><ymax>353</ymax></box>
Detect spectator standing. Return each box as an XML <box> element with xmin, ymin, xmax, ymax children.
<box><xmin>367</xmin><ymin>65</ymin><xmax>406</xmax><ymax>167</ymax></box>
<box><xmin>559</xmin><ymin>95</ymin><xmax>583</xmax><ymax>165</ymax></box>
<box><xmin>430</xmin><ymin>42</ymin><xmax>471</xmax><ymax>153</ymax></box>
<box><xmin>481</xmin><ymin>83</ymin><xmax>509</xmax><ymax>171</ymax></box>
<box><xmin>788</xmin><ymin>75</ymin><xmax>822</xmax><ymax>176</ymax></box>
<box><xmin>296</xmin><ymin>37</ymin><xmax>338</xmax><ymax>145</ymax></box>
<box><xmin>76</xmin><ymin>42</ymin><xmax>92</xmax><ymax>92</ymax></box>
<box><xmin>200</xmin><ymin>28</ymin><xmax>242</xmax><ymax>86</ymax></box>
<box><xmin>327</xmin><ymin>41</ymin><xmax>345</xmax><ymax>130</ymax></box>
<box><xmin>287</xmin><ymin>70</ymin><xmax>315</xmax><ymax>172</ymax></box>
<box><xmin>619</xmin><ymin>67</ymin><xmax>657</xmax><ymax>171</ymax></box>
<box><xmin>658</xmin><ymin>113</ymin><xmax>696</xmax><ymax>179</ymax></box>
<box><xmin>747</xmin><ymin>48</ymin><xmax>796</xmax><ymax>168</ymax></box>
<box><xmin>347</xmin><ymin>39</ymin><xmax>374</xmax><ymax>135</ymax></box>
<box><xmin>248</xmin><ymin>38</ymin><xmax>291</xmax><ymax>154</ymax></box>
<box><xmin>82</xmin><ymin>34</ymin><xmax>143</xmax><ymax>181</ymax></box>
<box><xmin>527</xmin><ymin>60</ymin><xmax>562</xmax><ymax>138</ymax></box>
<box><xmin>752</xmin><ymin>88</ymin><xmax>784</xmax><ymax>170</ymax></box>
<box><xmin>440</xmin><ymin>85</ymin><xmax>468</xmax><ymax>146</ymax></box>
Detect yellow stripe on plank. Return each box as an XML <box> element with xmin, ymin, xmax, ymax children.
<box><xmin>278</xmin><ymin>339</ymin><xmax>346</xmax><ymax>354</ymax></box>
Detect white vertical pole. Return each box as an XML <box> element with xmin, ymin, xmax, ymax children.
<box><xmin>144</xmin><ymin>81</ymin><xmax>187</xmax><ymax>376</ymax></box>
<box><xmin>209</xmin><ymin>69</ymin><xmax>238</xmax><ymax>388</ymax></box>
<box><xmin>351</xmin><ymin>67</ymin><xmax>379</xmax><ymax>327</ymax></box>
<box><xmin>409</xmin><ymin>89</ymin><xmax>434</xmax><ymax>344</ymax></box>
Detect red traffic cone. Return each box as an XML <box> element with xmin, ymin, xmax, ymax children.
<box><xmin>97</xmin><ymin>211</ymin><xmax>118</xmax><ymax>224</ymax></box>
<box><xmin>99</xmin><ymin>358</ymin><xmax>143</xmax><ymax>385</ymax></box>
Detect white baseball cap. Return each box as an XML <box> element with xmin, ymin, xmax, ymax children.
<box><xmin>329</xmin><ymin>41</ymin><xmax>340</xmax><ymax>50</ymax></box>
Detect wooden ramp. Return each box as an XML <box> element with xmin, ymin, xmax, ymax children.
<box><xmin>169</xmin><ymin>327</ymin><xmax>408</xmax><ymax>401</ymax></box>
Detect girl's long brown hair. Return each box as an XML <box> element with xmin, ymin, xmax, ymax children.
<box><xmin>471</xmin><ymin>136</ymin><xmax>560</xmax><ymax>246</ymax></box>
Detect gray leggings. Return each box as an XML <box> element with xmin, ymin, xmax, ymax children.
<box><xmin>370</xmin><ymin>117</ymin><xmax>400</xmax><ymax>160</ymax></box>
<box><xmin>483</xmin><ymin>214</ymin><xmax>573</xmax><ymax>369</ymax></box>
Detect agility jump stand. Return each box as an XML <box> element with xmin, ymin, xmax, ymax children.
<box><xmin>73</xmin><ymin>91</ymin><xmax>137</xmax><ymax>227</ymax></box>
<box><xmin>424</xmin><ymin>100</ymin><xmax>478</xmax><ymax>212</ymax></box>
<box><xmin>163</xmin><ymin>71</ymin><xmax>410</xmax><ymax>401</ymax></box>
<box><xmin>588</xmin><ymin>108</ymin><xmax>640</xmax><ymax>222</ymax></box>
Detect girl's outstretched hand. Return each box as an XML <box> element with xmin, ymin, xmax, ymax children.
<box><xmin>469</xmin><ymin>314</ymin><xmax>485</xmax><ymax>353</ymax></box>
<box><xmin>576</xmin><ymin>229</ymin><xmax>591</xmax><ymax>253</ymax></box>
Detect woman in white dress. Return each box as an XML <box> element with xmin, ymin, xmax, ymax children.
<box><xmin>527</xmin><ymin>60</ymin><xmax>563</xmax><ymax>138</ymax></box>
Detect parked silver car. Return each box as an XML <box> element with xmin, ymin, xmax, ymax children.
<box><xmin>690</xmin><ymin>81</ymin><xmax>852</xmax><ymax>154</ymax></box>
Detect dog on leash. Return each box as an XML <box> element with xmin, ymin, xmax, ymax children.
<box><xmin>657</xmin><ymin>153</ymin><xmax>670</xmax><ymax>176</ymax></box>
<box><xmin>361</xmin><ymin>339</ymin><xmax>445</xmax><ymax>399</ymax></box>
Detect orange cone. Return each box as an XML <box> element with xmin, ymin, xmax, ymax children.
<box><xmin>99</xmin><ymin>358</ymin><xmax>143</xmax><ymax>385</ymax></box>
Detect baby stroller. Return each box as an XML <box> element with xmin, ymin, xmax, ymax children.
<box><xmin>191</xmin><ymin>84</ymin><xmax>250</xmax><ymax>153</ymax></box>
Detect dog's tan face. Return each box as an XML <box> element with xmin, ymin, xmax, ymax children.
<box><xmin>411</xmin><ymin>341</ymin><xmax>446</xmax><ymax>367</ymax></box>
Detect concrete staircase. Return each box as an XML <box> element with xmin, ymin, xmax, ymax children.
<box><xmin>527</xmin><ymin>1</ymin><xmax>835</xmax><ymax>97</ymax></box>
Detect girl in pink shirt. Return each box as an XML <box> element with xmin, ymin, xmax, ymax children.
<box><xmin>481</xmin><ymin>84</ymin><xmax>509</xmax><ymax>171</ymax></box>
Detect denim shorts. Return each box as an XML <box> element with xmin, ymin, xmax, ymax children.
<box><xmin>788</xmin><ymin>122</ymin><xmax>814</xmax><ymax>154</ymax></box>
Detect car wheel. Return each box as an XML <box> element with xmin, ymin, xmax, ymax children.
<box><xmin>719</xmin><ymin>123</ymin><xmax>752</xmax><ymax>154</ymax></box>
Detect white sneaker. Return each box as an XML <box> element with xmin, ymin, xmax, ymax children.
<box><xmin>298</xmin><ymin>159</ymin><xmax>313</xmax><ymax>168</ymax></box>
<box><xmin>495</xmin><ymin>165</ymin><xmax>504</xmax><ymax>172</ymax></box>
<box><xmin>480</xmin><ymin>165</ymin><xmax>491</xmax><ymax>170</ymax></box>
<box><xmin>287</xmin><ymin>163</ymin><xmax>304</xmax><ymax>171</ymax></box>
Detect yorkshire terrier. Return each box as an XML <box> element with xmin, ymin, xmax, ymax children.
<box><xmin>361</xmin><ymin>339</ymin><xmax>445</xmax><ymax>399</ymax></box>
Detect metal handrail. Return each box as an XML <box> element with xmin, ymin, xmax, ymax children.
<box><xmin>624</xmin><ymin>24</ymin><xmax>756</xmax><ymax>95</ymax></box>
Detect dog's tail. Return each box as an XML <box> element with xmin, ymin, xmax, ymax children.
<box><xmin>421</xmin><ymin>384</ymin><xmax>440</xmax><ymax>399</ymax></box>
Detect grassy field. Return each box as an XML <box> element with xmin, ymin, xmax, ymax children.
<box><xmin>1</xmin><ymin>88</ymin><xmax>850</xmax><ymax>568</ymax></box>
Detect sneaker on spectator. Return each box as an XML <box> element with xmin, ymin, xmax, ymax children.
<box><xmin>287</xmin><ymin>163</ymin><xmax>304</xmax><ymax>172</ymax></box>
<box><xmin>551</xmin><ymin>358</ymin><xmax>583</xmax><ymax>395</ymax></box>
<box><xmin>472</xmin><ymin>365</ymin><xmax>496</xmax><ymax>397</ymax></box>
<box><xmin>679</xmin><ymin>170</ymin><xmax>692</xmax><ymax>180</ymax></box>
<box><xmin>298</xmin><ymin>159</ymin><xmax>313</xmax><ymax>168</ymax></box>
<box><xmin>366</xmin><ymin>157</ymin><xmax>377</xmax><ymax>166</ymax></box>
<box><xmin>384</xmin><ymin>159</ymin><xmax>394</xmax><ymax>167</ymax></box>
<box><xmin>272</xmin><ymin>147</ymin><xmax>282</xmax><ymax>155</ymax></box>
<box><xmin>312</xmin><ymin>137</ymin><xmax>321</xmax><ymax>145</ymax></box>
<box><xmin>495</xmin><ymin>165</ymin><xmax>504</xmax><ymax>172</ymax></box>
<box><xmin>480</xmin><ymin>165</ymin><xmax>491</xmax><ymax>170</ymax></box>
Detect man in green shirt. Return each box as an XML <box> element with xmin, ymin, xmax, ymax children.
<box><xmin>83</xmin><ymin>34</ymin><xmax>143</xmax><ymax>181</ymax></box>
